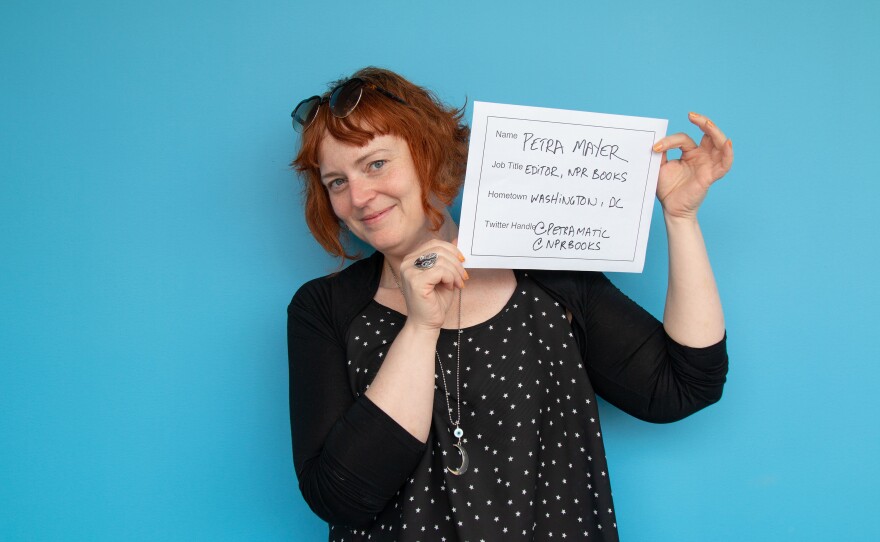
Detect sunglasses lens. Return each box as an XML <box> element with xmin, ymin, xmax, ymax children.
<box><xmin>329</xmin><ymin>78</ymin><xmax>364</xmax><ymax>118</ymax></box>
<box><xmin>292</xmin><ymin>96</ymin><xmax>321</xmax><ymax>132</ymax></box>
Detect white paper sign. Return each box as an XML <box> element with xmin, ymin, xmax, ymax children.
<box><xmin>458</xmin><ymin>101</ymin><xmax>667</xmax><ymax>273</ymax></box>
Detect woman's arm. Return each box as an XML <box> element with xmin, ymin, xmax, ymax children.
<box><xmin>363</xmin><ymin>240</ymin><xmax>467</xmax><ymax>443</ymax></box>
<box><xmin>663</xmin><ymin>216</ymin><xmax>724</xmax><ymax>346</ymax></box>
<box><xmin>532</xmin><ymin>113</ymin><xmax>733</xmax><ymax>422</ymax></box>
<box><xmin>288</xmin><ymin>240</ymin><xmax>466</xmax><ymax>525</ymax></box>
<box><xmin>534</xmin><ymin>268</ymin><xmax>729</xmax><ymax>424</ymax></box>
<box><xmin>288</xmin><ymin>281</ymin><xmax>426</xmax><ymax>528</ymax></box>
<box><xmin>653</xmin><ymin>112</ymin><xmax>733</xmax><ymax>347</ymax></box>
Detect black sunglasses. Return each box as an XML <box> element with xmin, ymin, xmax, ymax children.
<box><xmin>291</xmin><ymin>78</ymin><xmax>409</xmax><ymax>132</ymax></box>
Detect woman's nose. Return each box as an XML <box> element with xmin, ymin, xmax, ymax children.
<box><xmin>348</xmin><ymin>177</ymin><xmax>375</xmax><ymax>207</ymax></box>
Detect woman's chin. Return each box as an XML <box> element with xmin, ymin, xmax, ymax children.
<box><xmin>362</xmin><ymin>234</ymin><xmax>404</xmax><ymax>256</ymax></box>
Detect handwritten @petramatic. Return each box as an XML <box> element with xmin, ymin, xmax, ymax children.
<box><xmin>457</xmin><ymin>102</ymin><xmax>667</xmax><ymax>273</ymax></box>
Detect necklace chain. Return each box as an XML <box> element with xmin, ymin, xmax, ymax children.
<box><xmin>386</xmin><ymin>262</ymin><xmax>463</xmax><ymax>440</ymax></box>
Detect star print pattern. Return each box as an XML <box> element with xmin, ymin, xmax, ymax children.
<box><xmin>334</xmin><ymin>274</ymin><xmax>619</xmax><ymax>541</ymax></box>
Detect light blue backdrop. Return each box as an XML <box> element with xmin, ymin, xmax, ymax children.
<box><xmin>2</xmin><ymin>1</ymin><xmax>878</xmax><ymax>540</ymax></box>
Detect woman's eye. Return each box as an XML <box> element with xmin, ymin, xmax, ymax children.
<box><xmin>369</xmin><ymin>160</ymin><xmax>386</xmax><ymax>170</ymax></box>
<box><xmin>327</xmin><ymin>178</ymin><xmax>347</xmax><ymax>191</ymax></box>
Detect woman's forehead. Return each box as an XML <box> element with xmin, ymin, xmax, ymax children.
<box><xmin>317</xmin><ymin>133</ymin><xmax>406</xmax><ymax>168</ymax></box>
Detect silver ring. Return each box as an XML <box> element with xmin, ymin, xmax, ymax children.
<box><xmin>413</xmin><ymin>252</ymin><xmax>438</xmax><ymax>269</ymax></box>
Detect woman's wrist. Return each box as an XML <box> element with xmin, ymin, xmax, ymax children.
<box><xmin>663</xmin><ymin>210</ymin><xmax>700</xmax><ymax>230</ymax></box>
<box><xmin>399</xmin><ymin>319</ymin><xmax>443</xmax><ymax>342</ymax></box>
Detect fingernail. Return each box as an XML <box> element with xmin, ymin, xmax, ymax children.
<box><xmin>653</xmin><ymin>143</ymin><xmax>663</xmax><ymax>152</ymax></box>
<box><xmin>689</xmin><ymin>112</ymin><xmax>698</xmax><ymax>119</ymax></box>
<box><xmin>706</xmin><ymin>119</ymin><xmax>714</xmax><ymax>128</ymax></box>
<box><xmin>463</xmin><ymin>270</ymin><xmax>470</xmax><ymax>280</ymax></box>
<box><xmin>458</xmin><ymin>254</ymin><xmax>465</xmax><ymax>262</ymax></box>
<box><xmin>727</xmin><ymin>139</ymin><xmax>733</xmax><ymax>148</ymax></box>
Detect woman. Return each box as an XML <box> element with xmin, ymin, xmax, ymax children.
<box><xmin>288</xmin><ymin>67</ymin><xmax>731</xmax><ymax>541</ymax></box>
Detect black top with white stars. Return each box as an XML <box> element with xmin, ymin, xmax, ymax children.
<box><xmin>335</xmin><ymin>274</ymin><xmax>618</xmax><ymax>541</ymax></box>
<box><xmin>289</xmin><ymin>252</ymin><xmax>728</xmax><ymax>540</ymax></box>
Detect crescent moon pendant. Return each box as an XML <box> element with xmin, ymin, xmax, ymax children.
<box><xmin>446</xmin><ymin>442</ymin><xmax>469</xmax><ymax>475</ymax></box>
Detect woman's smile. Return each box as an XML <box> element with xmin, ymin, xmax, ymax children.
<box><xmin>360</xmin><ymin>205</ymin><xmax>395</xmax><ymax>226</ymax></box>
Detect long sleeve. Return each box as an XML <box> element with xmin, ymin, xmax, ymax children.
<box><xmin>288</xmin><ymin>278</ymin><xmax>427</xmax><ymax>528</ymax></box>
<box><xmin>529</xmin><ymin>270</ymin><xmax>728</xmax><ymax>423</ymax></box>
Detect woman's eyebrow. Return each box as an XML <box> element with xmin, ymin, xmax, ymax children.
<box><xmin>320</xmin><ymin>170</ymin><xmax>342</xmax><ymax>183</ymax></box>
<box><xmin>320</xmin><ymin>148</ymin><xmax>393</xmax><ymax>182</ymax></box>
<box><xmin>354</xmin><ymin>148</ymin><xmax>392</xmax><ymax>165</ymax></box>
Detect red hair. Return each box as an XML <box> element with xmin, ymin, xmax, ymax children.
<box><xmin>292</xmin><ymin>67</ymin><xmax>470</xmax><ymax>260</ymax></box>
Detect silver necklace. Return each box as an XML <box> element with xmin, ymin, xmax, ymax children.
<box><xmin>387</xmin><ymin>262</ymin><xmax>468</xmax><ymax>475</ymax></box>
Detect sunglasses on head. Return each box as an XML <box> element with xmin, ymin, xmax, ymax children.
<box><xmin>291</xmin><ymin>77</ymin><xmax>409</xmax><ymax>133</ymax></box>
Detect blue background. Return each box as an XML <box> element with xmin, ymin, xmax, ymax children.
<box><xmin>2</xmin><ymin>1</ymin><xmax>878</xmax><ymax>540</ymax></box>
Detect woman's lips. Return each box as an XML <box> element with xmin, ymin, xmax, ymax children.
<box><xmin>361</xmin><ymin>206</ymin><xmax>393</xmax><ymax>224</ymax></box>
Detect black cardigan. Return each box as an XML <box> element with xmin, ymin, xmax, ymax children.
<box><xmin>288</xmin><ymin>251</ymin><xmax>727</xmax><ymax>527</ymax></box>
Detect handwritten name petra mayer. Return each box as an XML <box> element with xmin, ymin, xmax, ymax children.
<box><xmin>490</xmin><ymin>131</ymin><xmax>629</xmax><ymax>183</ymax></box>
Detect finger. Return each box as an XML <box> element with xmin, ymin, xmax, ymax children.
<box><xmin>418</xmin><ymin>238</ymin><xmax>465</xmax><ymax>262</ymax></box>
<box><xmin>450</xmin><ymin>237</ymin><xmax>470</xmax><ymax>268</ymax></box>
<box><xmin>653</xmin><ymin>132</ymin><xmax>698</xmax><ymax>154</ymax></box>
<box><xmin>652</xmin><ymin>138</ymin><xmax>669</xmax><ymax>165</ymax></box>
<box><xmin>720</xmin><ymin>138</ymin><xmax>734</xmax><ymax>172</ymax></box>
<box><xmin>698</xmin><ymin>132</ymin><xmax>734</xmax><ymax>178</ymax></box>
<box><xmin>409</xmin><ymin>260</ymin><xmax>465</xmax><ymax>292</ymax></box>
<box><xmin>409</xmin><ymin>244</ymin><xmax>466</xmax><ymax>272</ymax></box>
<box><xmin>689</xmin><ymin>112</ymin><xmax>728</xmax><ymax>150</ymax></box>
<box><xmin>404</xmin><ymin>247</ymin><xmax>468</xmax><ymax>288</ymax></box>
<box><xmin>428</xmin><ymin>255</ymin><xmax>468</xmax><ymax>289</ymax></box>
<box><xmin>437</xmin><ymin>264</ymin><xmax>462</xmax><ymax>291</ymax></box>
<box><xmin>416</xmin><ymin>242</ymin><xmax>468</xmax><ymax>276</ymax></box>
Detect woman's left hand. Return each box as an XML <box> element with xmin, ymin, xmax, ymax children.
<box><xmin>653</xmin><ymin>112</ymin><xmax>734</xmax><ymax>220</ymax></box>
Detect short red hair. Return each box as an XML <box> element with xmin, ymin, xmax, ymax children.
<box><xmin>292</xmin><ymin>67</ymin><xmax>470</xmax><ymax>260</ymax></box>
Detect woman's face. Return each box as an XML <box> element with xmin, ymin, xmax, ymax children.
<box><xmin>318</xmin><ymin>133</ymin><xmax>432</xmax><ymax>257</ymax></box>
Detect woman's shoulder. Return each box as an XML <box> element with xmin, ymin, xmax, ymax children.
<box><xmin>522</xmin><ymin>268</ymin><xmax>608</xmax><ymax>296</ymax></box>
<box><xmin>288</xmin><ymin>251</ymin><xmax>384</xmax><ymax>318</ymax></box>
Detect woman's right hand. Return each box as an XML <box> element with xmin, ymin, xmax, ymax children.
<box><xmin>394</xmin><ymin>240</ymin><xmax>468</xmax><ymax>331</ymax></box>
